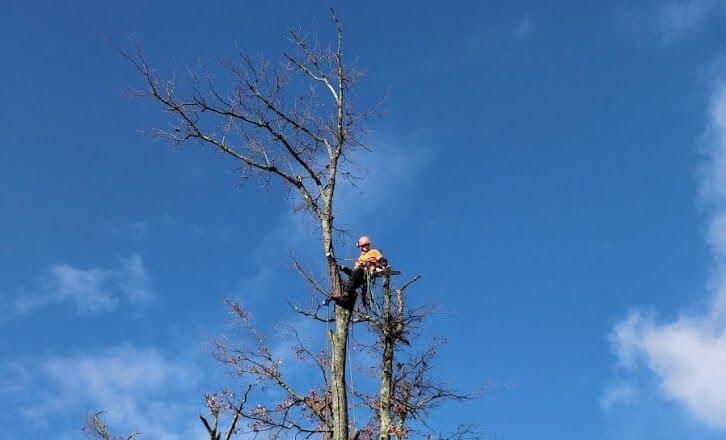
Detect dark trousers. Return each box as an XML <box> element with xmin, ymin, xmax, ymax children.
<box><xmin>342</xmin><ymin>267</ymin><xmax>369</xmax><ymax>308</ymax></box>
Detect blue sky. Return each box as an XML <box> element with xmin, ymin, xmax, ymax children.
<box><xmin>3</xmin><ymin>0</ymin><xmax>726</xmax><ymax>439</ymax></box>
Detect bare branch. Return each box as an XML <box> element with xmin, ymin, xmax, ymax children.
<box><xmin>291</xmin><ymin>257</ymin><xmax>330</xmax><ymax>298</ymax></box>
<box><xmin>119</xmin><ymin>39</ymin><xmax>325</xmax><ymax>221</ymax></box>
<box><xmin>83</xmin><ymin>412</ymin><xmax>138</xmax><ymax>440</ymax></box>
<box><xmin>212</xmin><ymin>300</ymin><xmax>334</xmax><ymax>435</ymax></box>
<box><xmin>291</xmin><ymin>302</ymin><xmax>336</xmax><ymax>323</ymax></box>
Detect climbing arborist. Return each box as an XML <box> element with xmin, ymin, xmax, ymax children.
<box><xmin>329</xmin><ymin>235</ymin><xmax>387</xmax><ymax>308</ymax></box>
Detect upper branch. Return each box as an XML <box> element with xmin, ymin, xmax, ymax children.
<box><xmin>120</xmin><ymin>40</ymin><xmax>326</xmax><ymax>221</ymax></box>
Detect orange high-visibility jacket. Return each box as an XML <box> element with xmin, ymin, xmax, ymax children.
<box><xmin>355</xmin><ymin>249</ymin><xmax>383</xmax><ymax>269</ymax></box>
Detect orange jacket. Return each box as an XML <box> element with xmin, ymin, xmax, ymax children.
<box><xmin>355</xmin><ymin>249</ymin><xmax>383</xmax><ymax>269</ymax></box>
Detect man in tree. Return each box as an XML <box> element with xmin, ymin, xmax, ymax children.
<box><xmin>330</xmin><ymin>235</ymin><xmax>387</xmax><ymax>308</ymax></box>
<box><xmin>110</xmin><ymin>13</ymin><xmax>483</xmax><ymax>439</ymax></box>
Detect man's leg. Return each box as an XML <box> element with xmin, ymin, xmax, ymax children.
<box><xmin>325</xmin><ymin>267</ymin><xmax>365</xmax><ymax>307</ymax></box>
<box><xmin>342</xmin><ymin>267</ymin><xmax>365</xmax><ymax>294</ymax></box>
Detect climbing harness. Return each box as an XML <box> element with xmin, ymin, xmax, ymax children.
<box><xmin>365</xmin><ymin>269</ymin><xmax>379</xmax><ymax>315</ymax></box>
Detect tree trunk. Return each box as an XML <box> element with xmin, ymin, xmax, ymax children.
<box><xmin>330</xmin><ymin>306</ymin><xmax>351</xmax><ymax>440</ymax></box>
<box><xmin>322</xmin><ymin>216</ymin><xmax>350</xmax><ymax>440</ymax></box>
<box><xmin>379</xmin><ymin>273</ymin><xmax>393</xmax><ymax>440</ymax></box>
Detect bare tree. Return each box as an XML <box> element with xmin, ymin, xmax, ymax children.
<box><xmin>110</xmin><ymin>10</ymin><xmax>492</xmax><ymax>440</ymax></box>
<box><xmin>350</xmin><ymin>272</ymin><xmax>488</xmax><ymax>440</ymax></box>
<box><xmin>120</xmin><ymin>9</ymin><xmax>365</xmax><ymax>440</ymax></box>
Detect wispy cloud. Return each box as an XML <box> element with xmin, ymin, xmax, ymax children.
<box><xmin>606</xmin><ymin>83</ymin><xmax>726</xmax><ymax>429</ymax></box>
<box><xmin>512</xmin><ymin>15</ymin><xmax>533</xmax><ymax>41</ymax></box>
<box><xmin>106</xmin><ymin>220</ymin><xmax>149</xmax><ymax>241</ymax></box>
<box><xmin>618</xmin><ymin>0</ymin><xmax>724</xmax><ymax>43</ymax></box>
<box><xmin>655</xmin><ymin>0</ymin><xmax>720</xmax><ymax>39</ymax></box>
<box><xmin>2</xmin><ymin>345</ymin><xmax>203</xmax><ymax>439</ymax></box>
<box><xmin>467</xmin><ymin>14</ymin><xmax>535</xmax><ymax>54</ymax></box>
<box><xmin>335</xmin><ymin>136</ymin><xmax>433</xmax><ymax>230</ymax></box>
<box><xmin>13</xmin><ymin>254</ymin><xmax>154</xmax><ymax>314</ymax></box>
<box><xmin>600</xmin><ymin>380</ymin><xmax>637</xmax><ymax>411</ymax></box>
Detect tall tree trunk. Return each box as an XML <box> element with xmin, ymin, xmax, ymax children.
<box><xmin>322</xmin><ymin>217</ymin><xmax>350</xmax><ymax>440</ymax></box>
<box><xmin>379</xmin><ymin>273</ymin><xmax>393</xmax><ymax>440</ymax></box>
<box><xmin>331</xmin><ymin>306</ymin><xmax>351</xmax><ymax>440</ymax></box>
<box><xmin>326</xmin><ymin>19</ymin><xmax>350</xmax><ymax>436</ymax></box>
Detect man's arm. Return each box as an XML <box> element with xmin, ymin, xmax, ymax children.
<box><xmin>362</xmin><ymin>249</ymin><xmax>383</xmax><ymax>266</ymax></box>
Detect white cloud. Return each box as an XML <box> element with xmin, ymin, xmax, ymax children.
<box><xmin>5</xmin><ymin>345</ymin><xmax>203</xmax><ymax>439</ymax></box>
<box><xmin>13</xmin><ymin>254</ymin><xmax>154</xmax><ymax>314</ymax></box>
<box><xmin>610</xmin><ymin>311</ymin><xmax>726</xmax><ymax>427</ymax></box>
<box><xmin>607</xmin><ymin>83</ymin><xmax>726</xmax><ymax>429</ymax></box>
<box><xmin>116</xmin><ymin>254</ymin><xmax>155</xmax><ymax>303</ymax></box>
